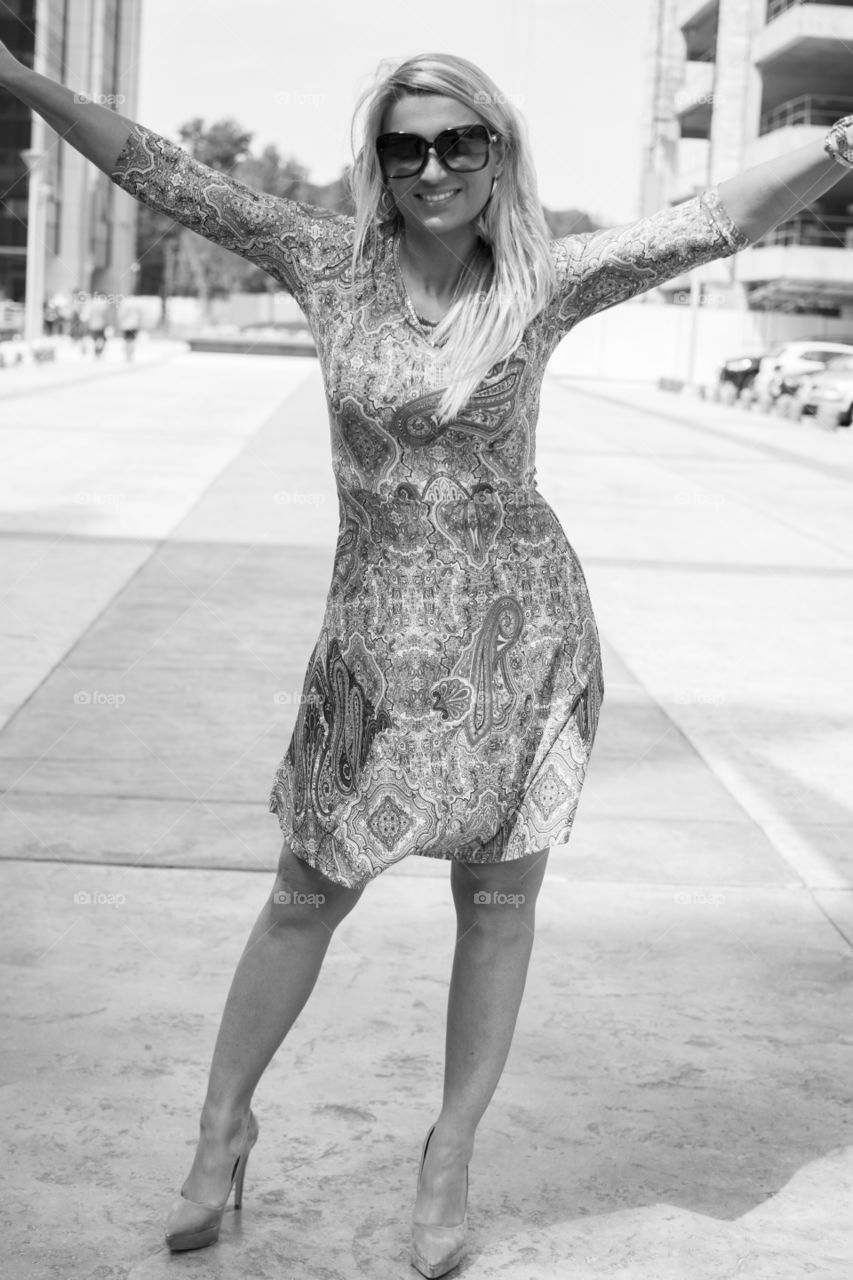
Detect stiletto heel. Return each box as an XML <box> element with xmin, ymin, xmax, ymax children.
<box><xmin>410</xmin><ymin>1123</ymin><xmax>469</xmax><ymax>1279</ymax></box>
<box><xmin>164</xmin><ymin>1110</ymin><xmax>259</xmax><ymax>1252</ymax></box>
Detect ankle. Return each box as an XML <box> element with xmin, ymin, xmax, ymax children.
<box><xmin>429</xmin><ymin>1116</ymin><xmax>475</xmax><ymax>1163</ymax></box>
<box><xmin>199</xmin><ymin>1099</ymin><xmax>251</xmax><ymax>1142</ymax></box>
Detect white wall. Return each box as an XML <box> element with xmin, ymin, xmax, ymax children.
<box><xmin>131</xmin><ymin>291</ymin><xmax>853</xmax><ymax>388</ymax></box>
<box><xmin>546</xmin><ymin>300</ymin><xmax>853</xmax><ymax>386</ymax></box>
<box><xmin>129</xmin><ymin>292</ymin><xmax>308</xmax><ymax>332</ymax></box>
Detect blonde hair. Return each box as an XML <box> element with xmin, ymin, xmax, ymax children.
<box><xmin>347</xmin><ymin>52</ymin><xmax>558</xmax><ymax>425</ymax></box>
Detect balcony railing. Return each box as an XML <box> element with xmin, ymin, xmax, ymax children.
<box><xmin>767</xmin><ymin>0</ymin><xmax>853</xmax><ymax>20</ymax></box>
<box><xmin>756</xmin><ymin>213</ymin><xmax>853</xmax><ymax>248</ymax></box>
<box><xmin>760</xmin><ymin>93</ymin><xmax>853</xmax><ymax>133</ymax></box>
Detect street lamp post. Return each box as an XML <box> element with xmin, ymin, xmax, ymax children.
<box><xmin>20</xmin><ymin>147</ymin><xmax>52</xmax><ymax>344</ymax></box>
<box><xmin>685</xmin><ymin>187</ymin><xmax>703</xmax><ymax>394</ymax></box>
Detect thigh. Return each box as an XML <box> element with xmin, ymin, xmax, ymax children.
<box><xmin>450</xmin><ymin>846</ymin><xmax>550</xmax><ymax>918</ymax></box>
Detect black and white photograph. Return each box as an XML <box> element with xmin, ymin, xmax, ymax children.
<box><xmin>1</xmin><ymin>1</ymin><xmax>852</xmax><ymax>1276</ymax></box>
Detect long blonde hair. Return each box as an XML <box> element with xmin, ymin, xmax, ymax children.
<box><xmin>347</xmin><ymin>52</ymin><xmax>558</xmax><ymax>425</ymax></box>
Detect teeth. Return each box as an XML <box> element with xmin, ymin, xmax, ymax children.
<box><xmin>419</xmin><ymin>191</ymin><xmax>457</xmax><ymax>204</ymax></box>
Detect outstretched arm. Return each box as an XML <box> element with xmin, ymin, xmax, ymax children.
<box><xmin>547</xmin><ymin>114</ymin><xmax>853</xmax><ymax>340</ymax></box>
<box><xmin>717</xmin><ymin>124</ymin><xmax>853</xmax><ymax>243</ymax></box>
<box><xmin>547</xmin><ymin>188</ymin><xmax>751</xmax><ymax>338</ymax></box>
<box><xmin>0</xmin><ymin>40</ymin><xmax>134</xmax><ymax>171</ymax></box>
<box><xmin>0</xmin><ymin>40</ymin><xmax>348</xmax><ymax>309</ymax></box>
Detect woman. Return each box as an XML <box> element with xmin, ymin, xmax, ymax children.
<box><xmin>3</xmin><ymin>42</ymin><xmax>851</xmax><ymax>1277</ymax></box>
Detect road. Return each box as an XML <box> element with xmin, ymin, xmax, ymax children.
<box><xmin>1</xmin><ymin>340</ymin><xmax>851</xmax><ymax>1279</ymax></box>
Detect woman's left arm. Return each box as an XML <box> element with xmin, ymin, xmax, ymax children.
<box><xmin>717</xmin><ymin>121</ymin><xmax>853</xmax><ymax>242</ymax></box>
<box><xmin>546</xmin><ymin>115</ymin><xmax>853</xmax><ymax>341</ymax></box>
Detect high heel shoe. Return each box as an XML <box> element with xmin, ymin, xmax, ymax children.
<box><xmin>410</xmin><ymin>1123</ymin><xmax>469</xmax><ymax>1279</ymax></box>
<box><xmin>164</xmin><ymin>1110</ymin><xmax>259</xmax><ymax>1252</ymax></box>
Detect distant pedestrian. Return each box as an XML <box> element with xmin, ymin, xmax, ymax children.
<box><xmin>68</xmin><ymin>305</ymin><xmax>85</xmax><ymax>347</ymax></box>
<box><xmin>118</xmin><ymin>296</ymin><xmax>142</xmax><ymax>360</ymax></box>
<box><xmin>42</xmin><ymin>296</ymin><xmax>60</xmax><ymax>335</ymax></box>
<box><xmin>85</xmin><ymin>293</ymin><xmax>110</xmax><ymax>358</ymax></box>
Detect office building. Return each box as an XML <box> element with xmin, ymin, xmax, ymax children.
<box><xmin>0</xmin><ymin>0</ymin><xmax>142</xmax><ymax>312</ymax></box>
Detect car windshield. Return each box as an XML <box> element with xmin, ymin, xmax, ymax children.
<box><xmin>823</xmin><ymin>356</ymin><xmax>853</xmax><ymax>372</ymax></box>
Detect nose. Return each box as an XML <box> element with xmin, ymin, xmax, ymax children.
<box><xmin>419</xmin><ymin>147</ymin><xmax>451</xmax><ymax>182</ymax></box>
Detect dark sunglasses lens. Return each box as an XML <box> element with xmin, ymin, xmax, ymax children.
<box><xmin>439</xmin><ymin>127</ymin><xmax>490</xmax><ymax>170</ymax></box>
<box><xmin>377</xmin><ymin>136</ymin><xmax>424</xmax><ymax>178</ymax></box>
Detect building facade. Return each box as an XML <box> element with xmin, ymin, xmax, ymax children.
<box><xmin>0</xmin><ymin>0</ymin><xmax>142</xmax><ymax>310</ymax></box>
<box><xmin>640</xmin><ymin>0</ymin><xmax>853</xmax><ymax>317</ymax></box>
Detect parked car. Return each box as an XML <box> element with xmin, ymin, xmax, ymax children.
<box><xmin>788</xmin><ymin>355</ymin><xmax>853</xmax><ymax>429</ymax></box>
<box><xmin>747</xmin><ymin>340</ymin><xmax>853</xmax><ymax>412</ymax></box>
<box><xmin>715</xmin><ymin>353</ymin><xmax>764</xmax><ymax>404</ymax></box>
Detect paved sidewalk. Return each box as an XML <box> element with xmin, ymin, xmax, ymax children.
<box><xmin>0</xmin><ymin>355</ymin><xmax>851</xmax><ymax>1279</ymax></box>
<box><xmin>0</xmin><ymin>332</ymin><xmax>189</xmax><ymax>400</ymax></box>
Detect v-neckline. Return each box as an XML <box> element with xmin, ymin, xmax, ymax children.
<box><xmin>391</xmin><ymin>226</ymin><xmax>448</xmax><ymax>341</ymax></box>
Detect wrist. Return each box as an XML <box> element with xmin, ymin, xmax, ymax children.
<box><xmin>824</xmin><ymin>115</ymin><xmax>853</xmax><ymax>168</ymax></box>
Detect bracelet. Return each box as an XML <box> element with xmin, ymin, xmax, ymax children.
<box><xmin>824</xmin><ymin>115</ymin><xmax>853</xmax><ymax>168</ymax></box>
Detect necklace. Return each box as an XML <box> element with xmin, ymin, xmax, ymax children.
<box><xmin>392</xmin><ymin>227</ymin><xmax>478</xmax><ymax>341</ymax></box>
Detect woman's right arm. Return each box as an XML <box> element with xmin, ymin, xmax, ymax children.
<box><xmin>0</xmin><ymin>41</ymin><xmax>133</xmax><ymax>172</ymax></box>
<box><xmin>0</xmin><ymin>41</ymin><xmax>351</xmax><ymax>310</ymax></box>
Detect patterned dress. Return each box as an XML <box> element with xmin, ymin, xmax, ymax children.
<box><xmin>110</xmin><ymin>123</ymin><xmax>750</xmax><ymax>889</ymax></box>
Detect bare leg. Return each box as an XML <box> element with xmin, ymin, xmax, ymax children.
<box><xmin>180</xmin><ymin>840</ymin><xmax>364</xmax><ymax>1204</ymax></box>
<box><xmin>413</xmin><ymin>847</ymin><xmax>550</xmax><ymax>1224</ymax></box>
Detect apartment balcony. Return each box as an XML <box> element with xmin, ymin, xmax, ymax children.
<box><xmin>754</xmin><ymin>1</ymin><xmax>853</xmax><ymax>75</ymax></box>
<box><xmin>674</xmin><ymin>59</ymin><xmax>715</xmax><ymax>138</ymax></box>
<box><xmin>759</xmin><ymin>92</ymin><xmax>853</xmax><ymax>132</ymax></box>
<box><xmin>677</xmin><ymin>0</ymin><xmax>719</xmax><ymax>60</ymax></box>
<box><xmin>737</xmin><ymin>213</ymin><xmax>853</xmax><ymax>305</ymax></box>
<box><xmin>746</xmin><ymin>93</ymin><xmax>853</xmax><ymax>167</ymax></box>
<box><xmin>677</xmin><ymin>0</ymin><xmax>718</xmax><ymax>34</ymax></box>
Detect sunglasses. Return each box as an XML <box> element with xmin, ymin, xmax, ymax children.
<box><xmin>376</xmin><ymin>124</ymin><xmax>499</xmax><ymax>180</ymax></box>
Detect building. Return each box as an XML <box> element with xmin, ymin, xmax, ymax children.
<box><xmin>639</xmin><ymin>0</ymin><xmax>853</xmax><ymax>319</ymax></box>
<box><xmin>0</xmin><ymin>0</ymin><xmax>142</xmax><ymax>318</ymax></box>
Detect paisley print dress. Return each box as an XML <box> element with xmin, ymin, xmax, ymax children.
<box><xmin>110</xmin><ymin>123</ymin><xmax>751</xmax><ymax>889</ymax></box>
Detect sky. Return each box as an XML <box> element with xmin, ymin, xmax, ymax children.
<box><xmin>135</xmin><ymin>0</ymin><xmax>653</xmax><ymax>226</ymax></box>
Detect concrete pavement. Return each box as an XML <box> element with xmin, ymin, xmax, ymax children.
<box><xmin>1</xmin><ymin>346</ymin><xmax>851</xmax><ymax>1279</ymax></box>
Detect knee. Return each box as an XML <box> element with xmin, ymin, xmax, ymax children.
<box><xmin>451</xmin><ymin>852</ymin><xmax>548</xmax><ymax>935</ymax></box>
<box><xmin>268</xmin><ymin>840</ymin><xmax>363</xmax><ymax>928</ymax></box>
<box><xmin>454</xmin><ymin>878</ymin><xmax>537</xmax><ymax>938</ymax></box>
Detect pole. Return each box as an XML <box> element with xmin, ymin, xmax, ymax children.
<box><xmin>21</xmin><ymin>149</ymin><xmax>47</xmax><ymax>343</ymax></box>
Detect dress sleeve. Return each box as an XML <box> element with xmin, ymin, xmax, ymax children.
<box><xmin>108</xmin><ymin>121</ymin><xmax>348</xmax><ymax>314</ymax></box>
<box><xmin>545</xmin><ymin>186</ymin><xmax>752</xmax><ymax>341</ymax></box>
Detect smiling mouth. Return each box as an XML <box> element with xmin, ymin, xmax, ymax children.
<box><xmin>415</xmin><ymin>190</ymin><xmax>460</xmax><ymax>205</ymax></box>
